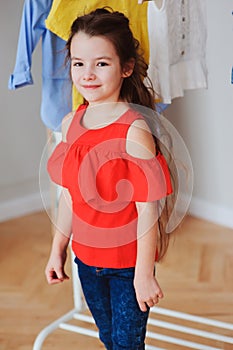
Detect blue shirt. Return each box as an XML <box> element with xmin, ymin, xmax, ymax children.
<box><xmin>8</xmin><ymin>0</ymin><xmax>72</xmax><ymax>130</ymax></box>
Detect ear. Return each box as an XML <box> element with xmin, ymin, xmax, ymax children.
<box><xmin>122</xmin><ymin>58</ymin><xmax>135</xmax><ymax>78</ymax></box>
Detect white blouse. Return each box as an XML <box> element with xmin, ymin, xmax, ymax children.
<box><xmin>147</xmin><ymin>0</ymin><xmax>208</xmax><ymax>103</ymax></box>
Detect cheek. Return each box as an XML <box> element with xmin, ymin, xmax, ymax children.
<box><xmin>70</xmin><ymin>68</ymin><xmax>74</xmax><ymax>79</ymax></box>
<box><xmin>71</xmin><ymin>68</ymin><xmax>79</xmax><ymax>83</ymax></box>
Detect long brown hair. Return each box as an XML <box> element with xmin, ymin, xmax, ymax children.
<box><xmin>66</xmin><ymin>8</ymin><xmax>155</xmax><ymax>108</ymax></box>
<box><xmin>66</xmin><ymin>8</ymin><xmax>177</xmax><ymax>261</ymax></box>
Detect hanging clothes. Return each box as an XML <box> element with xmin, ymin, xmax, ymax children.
<box><xmin>45</xmin><ymin>0</ymin><xmax>149</xmax><ymax>61</ymax></box>
<box><xmin>147</xmin><ymin>0</ymin><xmax>208</xmax><ymax>103</ymax></box>
<box><xmin>8</xmin><ymin>0</ymin><xmax>72</xmax><ymax>131</ymax></box>
<box><xmin>9</xmin><ymin>0</ymin><xmax>208</xmax><ymax>130</ymax></box>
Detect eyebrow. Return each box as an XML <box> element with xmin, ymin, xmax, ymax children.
<box><xmin>71</xmin><ymin>56</ymin><xmax>113</xmax><ymax>61</ymax></box>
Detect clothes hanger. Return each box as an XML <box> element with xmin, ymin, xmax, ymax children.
<box><xmin>138</xmin><ymin>0</ymin><xmax>164</xmax><ymax>10</ymax></box>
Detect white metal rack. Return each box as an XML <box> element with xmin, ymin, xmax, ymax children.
<box><xmin>33</xmin><ymin>250</ymin><xmax>233</xmax><ymax>350</ymax></box>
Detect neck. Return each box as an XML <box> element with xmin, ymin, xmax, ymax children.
<box><xmin>83</xmin><ymin>102</ymin><xmax>129</xmax><ymax>129</ymax></box>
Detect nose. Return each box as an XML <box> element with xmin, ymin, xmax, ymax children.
<box><xmin>83</xmin><ymin>65</ymin><xmax>96</xmax><ymax>81</ymax></box>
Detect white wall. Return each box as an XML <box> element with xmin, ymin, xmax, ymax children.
<box><xmin>0</xmin><ymin>1</ymin><xmax>49</xmax><ymax>220</ymax></box>
<box><xmin>0</xmin><ymin>0</ymin><xmax>233</xmax><ymax>227</ymax></box>
<box><xmin>164</xmin><ymin>0</ymin><xmax>233</xmax><ymax>228</ymax></box>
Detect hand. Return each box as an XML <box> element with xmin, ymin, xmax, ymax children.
<box><xmin>134</xmin><ymin>274</ymin><xmax>163</xmax><ymax>312</ymax></box>
<box><xmin>45</xmin><ymin>250</ymin><xmax>69</xmax><ymax>285</ymax></box>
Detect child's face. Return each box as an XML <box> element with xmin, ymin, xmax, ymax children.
<box><xmin>70</xmin><ymin>32</ymin><xmax>126</xmax><ymax>106</ymax></box>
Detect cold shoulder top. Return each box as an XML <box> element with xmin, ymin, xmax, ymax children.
<box><xmin>47</xmin><ymin>104</ymin><xmax>172</xmax><ymax>268</ymax></box>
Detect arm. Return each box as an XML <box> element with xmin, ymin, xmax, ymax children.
<box><xmin>134</xmin><ymin>202</ymin><xmax>163</xmax><ymax>311</ymax></box>
<box><xmin>126</xmin><ymin>119</ymin><xmax>163</xmax><ymax>311</ymax></box>
<box><xmin>45</xmin><ymin>112</ymin><xmax>74</xmax><ymax>284</ymax></box>
<box><xmin>45</xmin><ymin>188</ymin><xmax>72</xmax><ymax>284</ymax></box>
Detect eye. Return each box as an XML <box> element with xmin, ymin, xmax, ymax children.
<box><xmin>97</xmin><ymin>61</ymin><xmax>109</xmax><ymax>67</ymax></box>
<box><xmin>73</xmin><ymin>61</ymin><xmax>83</xmax><ymax>67</ymax></box>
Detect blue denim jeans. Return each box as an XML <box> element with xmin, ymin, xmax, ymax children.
<box><xmin>74</xmin><ymin>257</ymin><xmax>149</xmax><ymax>350</ymax></box>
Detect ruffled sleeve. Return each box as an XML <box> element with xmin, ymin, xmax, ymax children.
<box><xmin>47</xmin><ymin>138</ymin><xmax>172</xmax><ymax>204</ymax></box>
<box><xmin>47</xmin><ymin>141</ymin><xmax>70</xmax><ymax>188</ymax></box>
<box><xmin>96</xmin><ymin>152</ymin><xmax>172</xmax><ymax>204</ymax></box>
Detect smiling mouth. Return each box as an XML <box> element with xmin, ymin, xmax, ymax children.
<box><xmin>82</xmin><ymin>85</ymin><xmax>100</xmax><ymax>89</ymax></box>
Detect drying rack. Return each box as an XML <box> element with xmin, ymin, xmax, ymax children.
<box><xmin>33</xmin><ymin>249</ymin><xmax>233</xmax><ymax>350</ymax></box>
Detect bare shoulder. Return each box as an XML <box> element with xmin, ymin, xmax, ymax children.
<box><xmin>61</xmin><ymin>111</ymin><xmax>75</xmax><ymax>142</ymax></box>
<box><xmin>126</xmin><ymin>118</ymin><xmax>156</xmax><ymax>159</ymax></box>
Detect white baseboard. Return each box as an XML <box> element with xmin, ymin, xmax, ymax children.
<box><xmin>0</xmin><ymin>191</ymin><xmax>50</xmax><ymax>222</ymax></box>
<box><xmin>189</xmin><ymin>196</ymin><xmax>233</xmax><ymax>229</ymax></box>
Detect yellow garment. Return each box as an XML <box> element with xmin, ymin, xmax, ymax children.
<box><xmin>45</xmin><ymin>0</ymin><xmax>149</xmax><ymax>110</ymax></box>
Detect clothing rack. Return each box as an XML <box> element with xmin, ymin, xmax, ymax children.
<box><xmin>33</xmin><ymin>249</ymin><xmax>233</xmax><ymax>350</ymax></box>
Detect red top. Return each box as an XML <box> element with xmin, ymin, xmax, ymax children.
<box><xmin>47</xmin><ymin>104</ymin><xmax>172</xmax><ymax>268</ymax></box>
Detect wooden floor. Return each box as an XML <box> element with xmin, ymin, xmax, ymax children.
<box><xmin>0</xmin><ymin>212</ymin><xmax>232</xmax><ymax>350</ymax></box>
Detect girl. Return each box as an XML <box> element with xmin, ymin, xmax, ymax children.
<box><xmin>45</xmin><ymin>8</ymin><xmax>174</xmax><ymax>350</ymax></box>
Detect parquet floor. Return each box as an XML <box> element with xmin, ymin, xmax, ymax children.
<box><xmin>0</xmin><ymin>212</ymin><xmax>232</xmax><ymax>350</ymax></box>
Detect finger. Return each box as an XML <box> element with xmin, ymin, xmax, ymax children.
<box><xmin>157</xmin><ymin>290</ymin><xmax>164</xmax><ymax>299</ymax></box>
<box><xmin>154</xmin><ymin>284</ymin><xmax>164</xmax><ymax>299</ymax></box>
<box><xmin>152</xmin><ymin>297</ymin><xmax>159</xmax><ymax>305</ymax></box>
<box><xmin>55</xmin><ymin>268</ymin><xmax>69</xmax><ymax>282</ymax></box>
<box><xmin>138</xmin><ymin>300</ymin><xmax>148</xmax><ymax>312</ymax></box>
<box><xmin>46</xmin><ymin>271</ymin><xmax>60</xmax><ymax>284</ymax></box>
<box><xmin>48</xmin><ymin>277</ymin><xmax>63</xmax><ymax>285</ymax></box>
<box><xmin>146</xmin><ymin>300</ymin><xmax>155</xmax><ymax>308</ymax></box>
<box><xmin>46</xmin><ymin>269</ymin><xmax>69</xmax><ymax>284</ymax></box>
